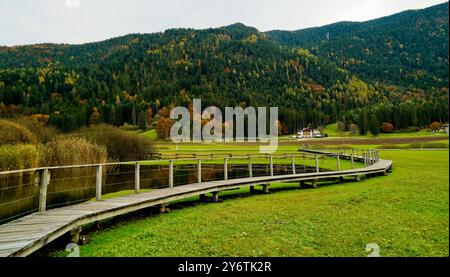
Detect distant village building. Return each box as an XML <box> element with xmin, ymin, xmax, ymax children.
<box><xmin>297</xmin><ymin>128</ymin><xmax>323</xmax><ymax>139</ymax></box>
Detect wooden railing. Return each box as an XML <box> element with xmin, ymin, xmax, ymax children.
<box><xmin>0</xmin><ymin>150</ymin><xmax>379</xmax><ymax>224</ymax></box>
<box><xmin>0</xmin><ymin>149</ymin><xmax>390</xmax><ymax>257</ymax></box>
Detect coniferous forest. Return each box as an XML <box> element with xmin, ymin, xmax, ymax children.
<box><xmin>0</xmin><ymin>3</ymin><xmax>448</xmax><ymax>134</ymax></box>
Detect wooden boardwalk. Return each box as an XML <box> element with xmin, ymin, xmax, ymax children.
<box><xmin>0</xmin><ymin>155</ymin><xmax>392</xmax><ymax>257</ymax></box>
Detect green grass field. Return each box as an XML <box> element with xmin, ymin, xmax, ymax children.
<box><xmin>142</xmin><ymin>129</ymin><xmax>158</xmax><ymax>140</ymax></box>
<box><xmin>322</xmin><ymin>123</ymin><xmax>448</xmax><ymax>138</ymax></box>
<box><xmin>52</xmin><ymin>149</ymin><xmax>449</xmax><ymax>257</ymax></box>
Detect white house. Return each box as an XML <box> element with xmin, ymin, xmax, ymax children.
<box><xmin>297</xmin><ymin>128</ymin><xmax>323</xmax><ymax>139</ymax></box>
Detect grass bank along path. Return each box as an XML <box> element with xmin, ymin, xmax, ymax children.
<box><xmin>0</xmin><ymin>151</ymin><xmax>390</xmax><ymax>257</ymax></box>
<box><xmin>52</xmin><ymin>150</ymin><xmax>448</xmax><ymax>257</ymax></box>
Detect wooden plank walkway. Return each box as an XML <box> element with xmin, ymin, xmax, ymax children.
<box><xmin>0</xmin><ymin>157</ymin><xmax>392</xmax><ymax>257</ymax></box>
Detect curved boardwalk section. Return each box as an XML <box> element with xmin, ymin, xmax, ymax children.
<box><xmin>0</xmin><ymin>152</ymin><xmax>392</xmax><ymax>257</ymax></box>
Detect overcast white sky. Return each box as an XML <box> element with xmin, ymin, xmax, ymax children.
<box><xmin>0</xmin><ymin>0</ymin><xmax>446</xmax><ymax>46</ymax></box>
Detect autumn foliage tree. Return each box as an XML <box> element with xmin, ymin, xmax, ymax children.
<box><xmin>429</xmin><ymin>122</ymin><xmax>442</xmax><ymax>132</ymax></box>
<box><xmin>156</xmin><ymin>117</ymin><xmax>173</xmax><ymax>140</ymax></box>
<box><xmin>381</xmin><ymin>122</ymin><xmax>395</xmax><ymax>133</ymax></box>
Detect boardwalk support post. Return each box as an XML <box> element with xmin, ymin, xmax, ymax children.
<box><xmin>39</xmin><ymin>168</ymin><xmax>50</xmax><ymax>213</ymax></box>
<box><xmin>70</xmin><ymin>227</ymin><xmax>82</xmax><ymax>244</ymax></box>
<box><xmin>315</xmin><ymin>155</ymin><xmax>320</xmax><ymax>173</ymax></box>
<box><xmin>263</xmin><ymin>184</ymin><xmax>270</xmax><ymax>194</ymax></box>
<box><xmin>169</xmin><ymin>160</ymin><xmax>174</xmax><ymax>188</ymax></box>
<box><xmin>96</xmin><ymin>165</ymin><xmax>102</xmax><ymax>201</ymax></box>
<box><xmin>212</xmin><ymin>192</ymin><xmax>219</xmax><ymax>202</ymax></box>
<box><xmin>135</xmin><ymin>162</ymin><xmax>140</xmax><ymax>193</ymax></box>
<box><xmin>292</xmin><ymin>156</ymin><xmax>296</xmax><ymax>175</ymax></box>
<box><xmin>224</xmin><ymin>158</ymin><xmax>228</xmax><ymax>180</ymax></box>
<box><xmin>197</xmin><ymin>159</ymin><xmax>202</xmax><ymax>183</ymax></box>
<box><xmin>337</xmin><ymin>155</ymin><xmax>341</xmax><ymax>172</ymax></box>
<box><xmin>159</xmin><ymin>203</ymin><xmax>170</xmax><ymax>213</ymax></box>
<box><xmin>351</xmin><ymin>154</ymin><xmax>355</xmax><ymax>169</ymax></box>
<box><xmin>249</xmin><ymin>157</ymin><xmax>254</xmax><ymax>192</ymax></box>
<box><xmin>269</xmin><ymin>156</ymin><xmax>274</xmax><ymax>176</ymax></box>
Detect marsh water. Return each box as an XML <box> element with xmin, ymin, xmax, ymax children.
<box><xmin>0</xmin><ymin>163</ymin><xmax>319</xmax><ymax>223</ymax></box>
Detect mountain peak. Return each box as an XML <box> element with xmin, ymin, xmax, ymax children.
<box><xmin>222</xmin><ymin>23</ymin><xmax>259</xmax><ymax>33</ymax></box>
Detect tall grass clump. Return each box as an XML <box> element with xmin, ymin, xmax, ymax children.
<box><xmin>0</xmin><ymin>144</ymin><xmax>40</xmax><ymax>171</ymax></box>
<box><xmin>0</xmin><ymin>119</ymin><xmax>37</xmax><ymax>145</ymax></box>
<box><xmin>14</xmin><ymin>117</ymin><xmax>59</xmax><ymax>144</ymax></box>
<box><xmin>41</xmin><ymin>136</ymin><xmax>108</xmax><ymax>166</ymax></box>
<box><xmin>78</xmin><ymin>125</ymin><xmax>154</xmax><ymax>162</ymax></box>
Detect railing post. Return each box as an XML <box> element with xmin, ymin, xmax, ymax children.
<box><xmin>292</xmin><ymin>156</ymin><xmax>296</xmax><ymax>175</ymax></box>
<box><xmin>169</xmin><ymin>160</ymin><xmax>174</xmax><ymax>187</ymax></box>
<box><xmin>315</xmin><ymin>155</ymin><xmax>320</xmax><ymax>173</ymax></box>
<box><xmin>135</xmin><ymin>162</ymin><xmax>140</xmax><ymax>193</ymax></box>
<box><xmin>197</xmin><ymin>159</ymin><xmax>202</xmax><ymax>183</ymax></box>
<box><xmin>248</xmin><ymin>157</ymin><xmax>253</xmax><ymax>178</ymax></box>
<box><xmin>224</xmin><ymin>158</ymin><xmax>228</xmax><ymax>180</ymax></box>
<box><xmin>269</xmin><ymin>156</ymin><xmax>274</xmax><ymax>176</ymax></box>
<box><xmin>96</xmin><ymin>165</ymin><xmax>103</xmax><ymax>201</ymax></box>
<box><xmin>351</xmin><ymin>154</ymin><xmax>355</xmax><ymax>169</ymax></box>
<box><xmin>337</xmin><ymin>155</ymin><xmax>341</xmax><ymax>172</ymax></box>
<box><xmin>39</xmin><ymin>168</ymin><xmax>50</xmax><ymax>213</ymax></box>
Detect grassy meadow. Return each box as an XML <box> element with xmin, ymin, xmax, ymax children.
<box><xmin>322</xmin><ymin>123</ymin><xmax>448</xmax><ymax>138</ymax></box>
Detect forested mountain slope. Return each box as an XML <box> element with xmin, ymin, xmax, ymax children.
<box><xmin>0</xmin><ymin>8</ymin><xmax>448</xmax><ymax>134</ymax></box>
<box><xmin>267</xmin><ymin>2</ymin><xmax>449</xmax><ymax>89</ymax></box>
